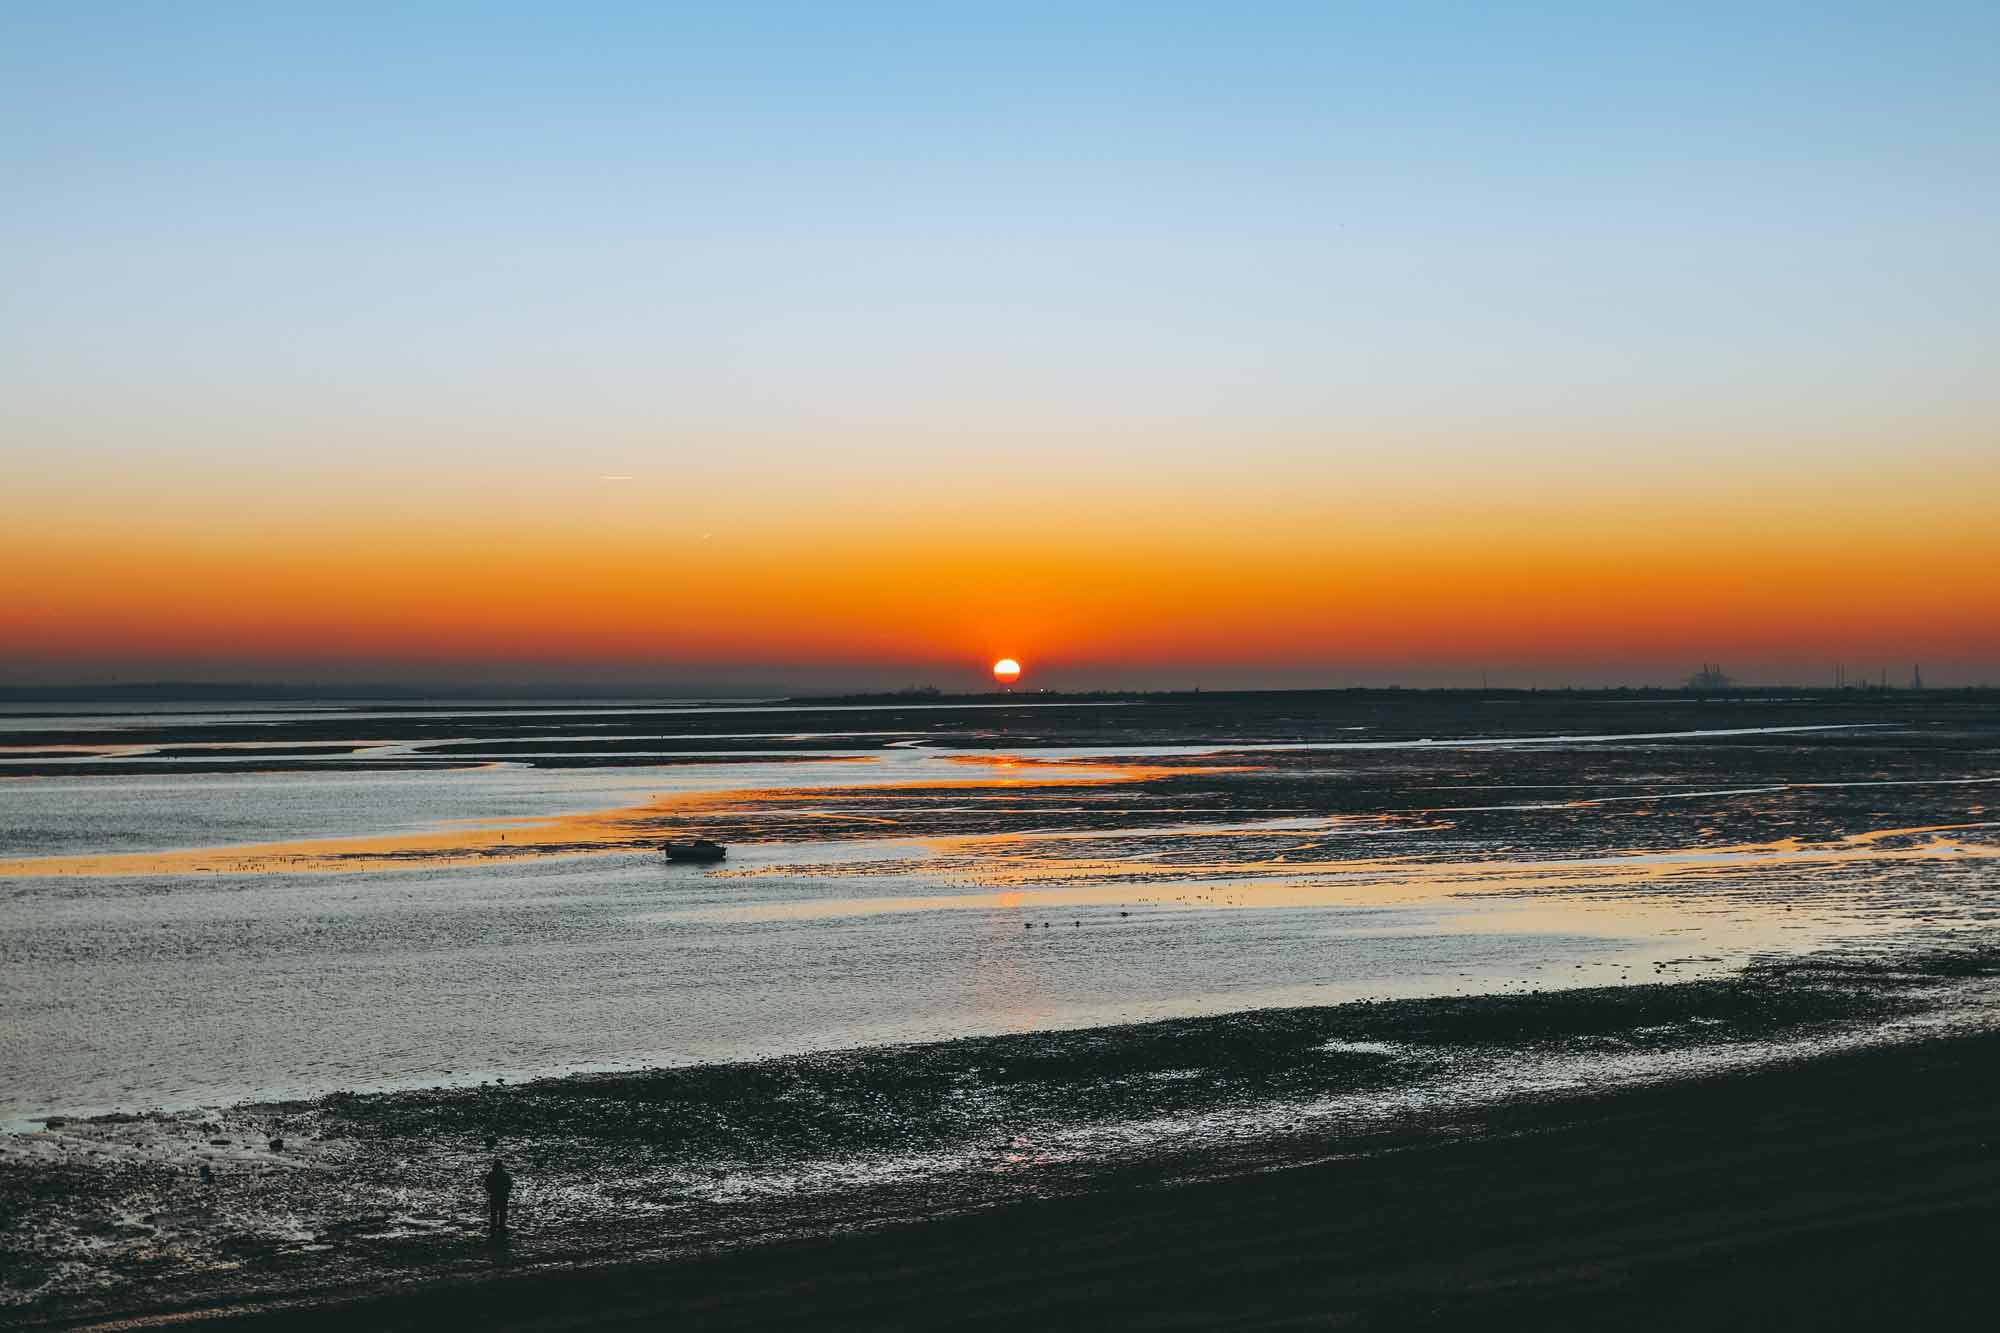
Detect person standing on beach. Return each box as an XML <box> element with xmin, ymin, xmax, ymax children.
<box><xmin>483</xmin><ymin>1158</ymin><xmax>513</xmax><ymax>1236</ymax></box>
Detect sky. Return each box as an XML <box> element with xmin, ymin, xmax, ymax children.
<box><xmin>4</xmin><ymin>2</ymin><xmax>1997</xmax><ymax>692</ymax></box>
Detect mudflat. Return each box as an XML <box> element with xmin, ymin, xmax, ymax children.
<box><xmin>6</xmin><ymin>690</ymin><xmax>1997</xmax><ymax>1328</ymax></box>
<box><xmin>20</xmin><ymin>1027</ymin><xmax>1998</xmax><ymax>1331</ymax></box>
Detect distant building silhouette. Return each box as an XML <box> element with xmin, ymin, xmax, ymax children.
<box><xmin>1838</xmin><ymin>665</ymin><xmax>1897</xmax><ymax>691</ymax></box>
<box><xmin>1685</xmin><ymin>663</ymin><xmax>1734</xmax><ymax>691</ymax></box>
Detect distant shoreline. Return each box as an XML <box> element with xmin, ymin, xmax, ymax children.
<box><xmin>2</xmin><ymin>682</ymin><xmax>1994</xmax><ymax>705</ymax></box>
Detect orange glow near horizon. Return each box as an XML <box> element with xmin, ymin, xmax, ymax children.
<box><xmin>5</xmin><ymin>434</ymin><xmax>1999</xmax><ymax>686</ymax></box>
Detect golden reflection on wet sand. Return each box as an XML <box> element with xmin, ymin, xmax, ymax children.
<box><xmin>678</xmin><ymin>821</ymin><xmax>2000</xmax><ymax>926</ymax></box>
<box><xmin>0</xmin><ymin>756</ymin><xmax>1207</xmax><ymax>877</ymax></box>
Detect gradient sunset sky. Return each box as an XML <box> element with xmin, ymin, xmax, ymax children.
<box><xmin>5</xmin><ymin>2</ymin><xmax>1997</xmax><ymax>691</ymax></box>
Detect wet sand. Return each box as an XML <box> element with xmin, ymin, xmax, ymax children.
<box><xmin>5</xmin><ymin>944</ymin><xmax>1997</xmax><ymax>1329</ymax></box>
<box><xmin>15</xmin><ymin>1024</ymin><xmax>2000</xmax><ymax>1330</ymax></box>
<box><xmin>5</xmin><ymin>689</ymin><xmax>1995</xmax><ymax>780</ymax></box>
<box><xmin>575</xmin><ymin>1031</ymin><xmax>2000</xmax><ymax>1333</ymax></box>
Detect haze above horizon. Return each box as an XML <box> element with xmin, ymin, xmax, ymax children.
<box><xmin>5</xmin><ymin>2</ymin><xmax>1997</xmax><ymax>691</ymax></box>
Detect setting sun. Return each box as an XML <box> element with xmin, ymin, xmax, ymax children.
<box><xmin>992</xmin><ymin>658</ymin><xmax>1022</xmax><ymax>685</ymax></box>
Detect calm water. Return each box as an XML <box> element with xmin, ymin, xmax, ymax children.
<box><xmin>4</xmin><ymin>697</ymin><xmax>1995</xmax><ymax>1121</ymax></box>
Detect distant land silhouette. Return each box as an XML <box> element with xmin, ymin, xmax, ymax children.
<box><xmin>1</xmin><ymin>681</ymin><xmax>1990</xmax><ymax>705</ymax></box>
<box><xmin>0</xmin><ymin>680</ymin><xmax>786</xmax><ymax>703</ymax></box>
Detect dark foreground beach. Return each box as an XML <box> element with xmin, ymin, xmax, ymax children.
<box><xmin>9</xmin><ymin>945</ymin><xmax>2000</xmax><ymax>1330</ymax></box>
<box><xmin>19</xmin><ymin>1030</ymin><xmax>2000</xmax><ymax>1331</ymax></box>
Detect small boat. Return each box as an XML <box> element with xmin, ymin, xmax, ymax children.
<box><xmin>661</xmin><ymin>839</ymin><xmax>727</xmax><ymax>863</ymax></box>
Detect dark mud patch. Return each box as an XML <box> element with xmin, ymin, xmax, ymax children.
<box><xmin>326</xmin><ymin>951</ymin><xmax>1969</xmax><ymax>1160</ymax></box>
<box><xmin>6</xmin><ymin>689</ymin><xmax>1996</xmax><ymax>773</ymax></box>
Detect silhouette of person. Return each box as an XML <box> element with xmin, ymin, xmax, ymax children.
<box><xmin>483</xmin><ymin>1158</ymin><xmax>513</xmax><ymax>1236</ymax></box>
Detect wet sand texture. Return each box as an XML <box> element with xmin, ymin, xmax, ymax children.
<box><xmin>40</xmin><ymin>1029</ymin><xmax>2000</xmax><ymax>1331</ymax></box>
<box><xmin>6</xmin><ymin>689</ymin><xmax>1996</xmax><ymax>778</ymax></box>
<box><xmin>5</xmin><ymin>946</ymin><xmax>1996</xmax><ymax>1328</ymax></box>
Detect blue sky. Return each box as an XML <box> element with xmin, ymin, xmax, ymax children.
<box><xmin>7</xmin><ymin>2</ymin><xmax>1996</xmax><ymax>438</ymax></box>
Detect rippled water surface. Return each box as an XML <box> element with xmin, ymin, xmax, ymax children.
<box><xmin>4</xmin><ymin>693</ymin><xmax>1997</xmax><ymax>1121</ymax></box>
